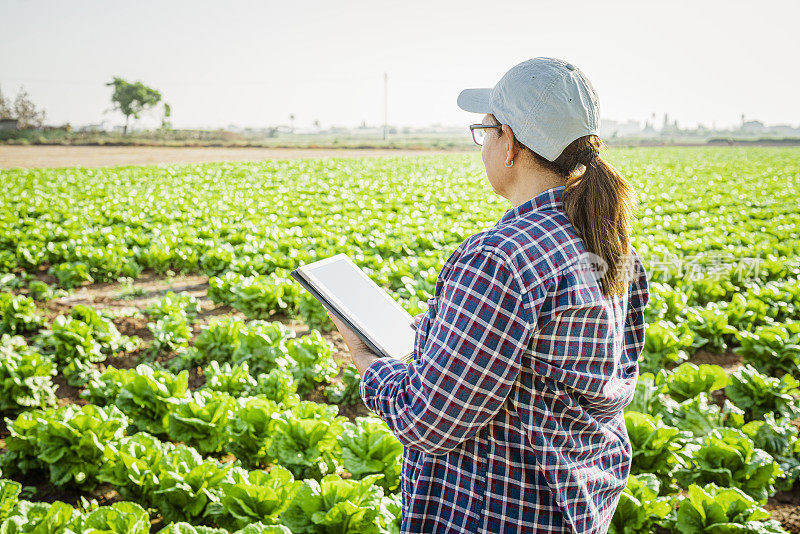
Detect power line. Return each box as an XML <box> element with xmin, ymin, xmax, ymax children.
<box><xmin>383</xmin><ymin>72</ymin><xmax>388</xmax><ymax>140</ymax></box>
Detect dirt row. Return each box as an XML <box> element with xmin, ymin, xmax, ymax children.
<box><xmin>0</xmin><ymin>145</ymin><xmax>472</xmax><ymax>169</ymax></box>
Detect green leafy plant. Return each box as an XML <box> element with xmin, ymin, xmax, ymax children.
<box><xmin>725</xmin><ymin>291</ymin><xmax>771</xmax><ymax>332</ymax></box>
<box><xmin>155</xmin><ymin>523</ymin><xmax>290</xmax><ymax>534</ymax></box>
<box><xmin>296</xmin><ymin>290</ymin><xmax>334</xmax><ymax>332</ymax></box>
<box><xmin>0</xmin><ymin>272</ymin><xmax>27</xmax><ymax>291</ymax></box>
<box><xmin>205</xmin><ymin>465</ymin><xmax>302</xmax><ymax>531</ymax></box>
<box><xmin>98</xmin><ymin>432</ymin><xmax>165</xmax><ymax>504</ymax></box>
<box><xmin>280</xmin><ymin>473</ymin><xmax>399</xmax><ymax>534</ymax></box>
<box><xmin>685</xmin><ymin>302</ymin><xmax>740</xmax><ymax>353</ymax></box>
<box><xmin>115</xmin><ymin>363</ymin><xmax>190</xmax><ymax>435</ymax></box>
<box><xmin>625</xmin><ymin>411</ymin><xmax>691</xmax><ymax>494</ymax></box>
<box><xmin>608</xmin><ymin>473</ymin><xmax>677</xmax><ymax>534</ymax></box>
<box><xmin>115</xmin><ymin>276</ymin><xmax>146</xmax><ymax>300</ymax></box>
<box><xmin>152</xmin><ymin>455</ymin><xmax>238</xmax><ymax>524</ymax></box>
<box><xmin>267</xmin><ymin>401</ymin><xmax>347</xmax><ymax>480</ymax></box>
<box><xmin>226</xmin><ymin>396</ymin><xmax>282</xmax><ymax>469</ymax></box>
<box><xmin>338</xmin><ymin>417</ymin><xmax>403</xmax><ymax>493</ymax></box>
<box><xmin>202</xmin><ymin>360</ymin><xmax>257</xmax><ymax>396</ymax></box>
<box><xmin>625</xmin><ymin>371</ymin><xmax>668</xmax><ymax>416</ymax></box>
<box><xmin>675</xmin><ymin>427</ymin><xmax>783</xmax><ymax>503</ymax></box>
<box><xmin>62</xmin><ymin>356</ymin><xmax>103</xmax><ymax>388</ymax></box>
<box><xmin>0</xmin><ymin>292</ymin><xmax>45</xmax><ymax>335</ymax></box>
<box><xmin>0</xmin><ymin>334</ymin><xmax>58</xmax><ymax>411</ymax></box>
<box><xmin>48</xmin><ymin>261</ymin><xmax>94</xmax><ymax>289</ymax></box>
<box><xmin>741</xmin><ymin>413</ymin><xmax>800</xmax><ymax>492</ymax></box>
<box><xmin>167</xmin><ymin>389</ymin><xmax>236</xmax><ymax>454</ymax></box>
<box><xmin>286</xmin><ymin>331</ymin><xmax>338</xmax><ymax>395</ymax></box>
<box><xmin>734</xmin><ymin>321</ymin><xmax>800</xmax><ymax>380</ymax></box>
<box><xmin>744</xmin><ymin>279</ymin><xmax>800</xmax><ymax>324</ymax></box>
<box><xmin>231</xmin><ymin>320</ymin><xmax>295</xmax><ymax>376</ymax></box>
<box><xmin>638</xmin><ymin>320</ymin><xmax>693</xmax><ymax>375</ymax></box>
<box><xmin>0</xmin><ymin>478</ymin><xmax>22</xmax><ymax>523</ymax></box>
<box><xmin>0</xmin><ymin>499</ymin><xmax>86</xmax><ymax>532</ymax></box>
<box><xmin>643</xmin><ymin>282</ymin><xmax>688</xmax><ymax>325</ymax></box>
<box><xmin>80</xmin><ymin>501</ymin><xmax>151</xmax><ymax>533</ymax></box>
<box><xmin>725</xmin><ymin>364</ymin><xmax>800</xmax><ymax>421</ymax></box>
<box><xmin>40</xmin><ymin>314</ymin><xmax>104</xmax><ymax>366</ymax></box>
<box><xmin>69</xmin><ymin>304</ymin><xmax>136</xmax><ymax>355</ymax></box>
<box><xmin>1</xmin><ymin>404</ymin><xmax>128</xmax><ymax>491</ymax></box>
<box><xmin>148</xmin><ymin>310</ymin><xmax>193</xmax><ymax>354</ymax></box>
<box><xmin>656</xmin><ymin>362</ymin><xmax>728</xmax><ymax>402</ymax></box>
<box><xmin>252</xmin><ymin>368</ymin><xmax>300</xmax><ymax>407</ymax></box>
<box><xmin>665</xmin><ymin>483</ymin><xmax>787</xmax><ymax>534</ymax></box>
<box><xmin>324</xmin><ymin>363</ymin><xmax>362</xmax><ymax>405</ymax></box>
<box><xmin>80</xmin><ymin>365</ymin><xmax>138</xmax><ymax>406</ymax></box>
<box><xmin>775</xmin><ymin>437</ymin><xmax>800</xmax><ymax>493</ymax></box>
<box><xmin>207</xmin><ymin>270</ymin><xmax>298</xmax><ymax>319</ymax></box>
<box><xmin>154</xmin><ymin>523</ymin><xmax>226</xmax><ymax>534</ymax></box>
<box><xmin>27</xmin><ymin>280</ymin><xmax>66</xmax><ymax>301</ymax></box>
<box><xmin>659</xmin><ymin>392</ymin><xmax>745</xmax><ymax>439</ymax></box>
<box><xmin>193</xmin><ymin>316</ymin><xmax>247</xmax><ymax>365</ymax></box>
<box><xmin>145</xmin><ymin>290</ymin><xmax>201</xmax><ymax>320</ymax></box>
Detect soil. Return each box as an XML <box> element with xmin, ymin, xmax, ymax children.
<box><xmin>767</xmin><ymin>486</ymin><xmax>800</xmax><ymax>534</ymax></box>
<box><xmin>686</xmin><ymin>347</ymin><xmax>744</xmax><ymax>374</ymax></box>
<box><xmin>0</xmin><ymin>145</ymin><xmax>471</xmax><ymax>170</ymax></box>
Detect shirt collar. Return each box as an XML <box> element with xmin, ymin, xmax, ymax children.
<box><xmin>498</xmin><ymin>185</ymin><xmax>566</xmax><ymax>224</ymax></box>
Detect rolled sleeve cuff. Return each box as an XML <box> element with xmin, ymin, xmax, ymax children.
<box><xmin>359</xmin><ymin>356</ymin><xmax>409</xmax><ymax>416</ymax></box>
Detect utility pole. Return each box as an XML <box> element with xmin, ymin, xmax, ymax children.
<box><xmin>383</xmin><ymin>72</ymin><xmax>388</xmax><ymax>141</ymax></box>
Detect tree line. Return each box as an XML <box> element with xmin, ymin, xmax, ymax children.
<box><xmin>0</xmin><ymin>77</ymin><xmax>170</xmax><ymax>134</ymax></box>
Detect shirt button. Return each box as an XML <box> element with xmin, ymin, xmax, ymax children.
<box><xmin>565</xmin><ymin>63</ymin><xmax>575</xmax><ymax>71</ymax></box>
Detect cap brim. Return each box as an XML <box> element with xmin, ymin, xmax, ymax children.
<box><xmin>457</xmin><ymin>88</ymin><xmax>492</xmax><ymax>113</ymax></box>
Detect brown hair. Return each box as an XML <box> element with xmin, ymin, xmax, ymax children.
<box><xmin>491</xmin><ymin>122</ymin><xmax>637</xmax><ymax>298</ymax></box>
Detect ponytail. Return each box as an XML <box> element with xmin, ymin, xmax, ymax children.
<box><xmin>522</xmin><ymin>136</ymin><xmax>637</xmax><ymax>298</ymax></box>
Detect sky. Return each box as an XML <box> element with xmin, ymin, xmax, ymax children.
<box><xmin>1</xmin><ymin>0</ymin><xmax>798</xmax><ymax>131</ymax></box>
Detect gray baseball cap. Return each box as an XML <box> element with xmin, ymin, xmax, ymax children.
<box><xmin>457</xmin><ymin>57</ymin><xmax>600</xmax><ymax>162</ymax></box>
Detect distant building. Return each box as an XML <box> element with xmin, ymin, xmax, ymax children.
<box><xmin>768</xmin><ymin>124</ymin><xmax>800</xmax><ymax>135</ymax></box>
<box><xmin>641</xmin><ymin>121</ymin><xmax>657</xmax><ymax>135</ymax></box>
<box><xmin>741</xmin><ymin>120</ymin><xmax>765</xmax><ymax>133</ymax></box>
<box><xmin>75</xmin><ymin>121</ymin><xmax>112</xmax><ymax>133</ymax></box>
<box><xmin>600</xmin><ymin>119</ymin><xmax>643</xmax><ymax>138</ymax></box>
<box><xmin>0</xmin><ymin>118</ymin><xmax>19</xmax><ymax>131</ymax></box>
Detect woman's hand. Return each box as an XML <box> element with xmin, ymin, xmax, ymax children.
<box><xmin>326</xmin><ymin>310</ymin><xmax>373</xmax><ymax>358</ymax></box>
<box><xmin>326</xmin><ymin>309</ymin><xmax>384</xmax><ymax>376</ymax></box>
<box><xmin>326</xmin><ymin>309</ymin><xmax>424</xmax><ymax>375</ymax></box>
<box><xmin>328</xmin><ymin>310</ymin><xmax>424</xmax><ymax>352</ymax></box>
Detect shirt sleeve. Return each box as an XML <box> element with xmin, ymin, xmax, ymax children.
<box><xmin>359</xmin><ymin>246</ymin><xmax>542</xmax><ymax>456</ymax></box>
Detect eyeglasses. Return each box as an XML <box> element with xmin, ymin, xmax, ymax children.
<box><xmin>469</xmin><ymin>124</ymin><xmax>502</xmax><ymax>146</ymax></box>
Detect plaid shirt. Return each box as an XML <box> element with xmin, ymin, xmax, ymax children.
<box><xmin>360</xmin><ymin>185</ymin><xmax>650</xmax><ymax>534</ymax></box>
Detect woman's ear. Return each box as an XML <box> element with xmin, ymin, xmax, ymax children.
<box><xmin>501</xmin><ymin>125</ymin><xmax>519</xmax><ymax>156</ymax></box>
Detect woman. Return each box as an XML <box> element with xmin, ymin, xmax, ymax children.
<box><xmin>328</xmin><ymin>56</ymin><xmax>650</xmax><ymax>534</ymax></box>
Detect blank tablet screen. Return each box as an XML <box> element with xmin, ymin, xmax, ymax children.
<box><xmin>301</xmin><ymin>255</ymin><xmax>416</xmax><ymax>360</ymax></box>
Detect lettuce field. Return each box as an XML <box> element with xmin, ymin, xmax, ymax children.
<box><xmin>1</xmin><ymin>147</ymin><xmax>799</xmax><ymax>533</ymax></box>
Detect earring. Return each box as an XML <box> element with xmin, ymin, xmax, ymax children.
<box><xmin>505</xmin><ymin>159</ymin><xmax>514</xmax><ymax>168</ymax></box>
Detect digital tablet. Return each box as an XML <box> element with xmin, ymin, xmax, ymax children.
<box><xmin>290</xmin><ymin>253</ymin><xmax>416</xmax><ymax>363</ymax></box>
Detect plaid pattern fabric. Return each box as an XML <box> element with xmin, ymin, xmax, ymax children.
<box><xmin>360</xmin><ymin>185</ymin><xmax>650</xmax><ymax>534</ymax></box>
